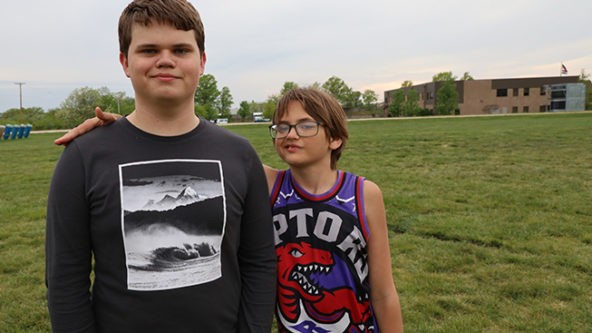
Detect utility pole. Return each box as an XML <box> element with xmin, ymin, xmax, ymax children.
<box><xmin>14</xmin><ymin>82</ymin><xmax>25</xmax><ymax>123</ymax></box>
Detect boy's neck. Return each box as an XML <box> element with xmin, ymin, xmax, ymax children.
<box><xmin>290</xmin><ymin>166</ymin><xmax>339</xmax><ymax>195</ymax></box>
<box><xmin>127</xmin><ymin>99</ymin><xmax>200</xmax><ymax>136</ymax></box>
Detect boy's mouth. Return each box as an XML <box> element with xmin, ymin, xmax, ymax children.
<box><xmin>285</xmin><ymin>144</ymin><xmax>300</xmax><ymax>152</ymax></box>
<box><xmin>152</xmin><ymin>73</ymin><xmax>179</xmax><ymax>82</ymax></box>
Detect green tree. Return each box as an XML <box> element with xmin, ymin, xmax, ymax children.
<box><xmin>0</xmin><ymin>107</ymin><xmax>44</xmax><ymax>124</ymax></box>
<box><xmin>263</xmin><ymin>99</ymin><xmax>276</xmax><ymax>120</ymax></box>
<box><xmin>206</xmin><ymin>106</ymin><xmax>218</xmax><ymax>120</ymax></box>
<box><xmin>345</xmin><ymin>90</ymin><xmax>361</xmax><ymax>108</ymax></box>
<box><xmin>578</xmin><ymin>69</ymin><xmax>592</xmax><ymax>110</ymax></box>
<box><xmin>99</xmin><ymin>91</ymin><xmax>134</xmax><ymax>115</ymax></box>
<box><xmin>194</xmin><ymin>74</ymin><xmax>220</xmax><ymax>112</ymax></box>
<box><xmin>432</xmin><ymin>71</ymin><xmax>457</xmax><ymax>82</ymax></box>
<box><xmin>194</xmin><ymin>105</ymin><xmax>208</xmax><ymax>118</ymax></box>
<box><xmin>434</xmin><ymin>81</ymin><xmax>459</xmax><ymax>115</ymax></box>
<box><xmin>388</xmin><ymin>90</ymin><xmax>405</xmax><ymax>117</ymax></box>
<box><xmin>461</xmin><ymin>72</ymin><xmax>474</xmax><ymax>80</ymax></box>
<box><xmin>219</xmin><ymin>86</ymin><xmax>233</xmax><ymax>119</ymax></box>
<box><xmin>322</xmin><ymin>76</ymin><xmax>352</xmax><ymax>105</ymax></box>
<box><xmin>401</xmin><ymin>80</ymin><xmax>413</xmax><ymax>87</ymax></box>
<box><xmin>238</xmin><ymin>101</ymin><xmax>251</xmax><ymax>120</ymax></box>
<box><xmin>403</xmin><ymin>89</ymin><xmax>420</xmax><ymax>116</ymax></box>
<box><xmin>362</xmin><ymin>89</ymin><xmax>378</xmax><ymax>110</ymax></box>
<box><xmin>280</xmin><ymin>82</ymin><xmax>299</xmax><ymax>96</ymax></box>
<box><xmin>33</xmin><ymin>108</ymin><xmax>68</xmax><ymax>130</ymax></box>
<box><xmin>249</xmin><ymin>100</ymin><xmax>263</xmax><ymax>115</ymax></box>
<box><xmin>58</xmin><ymin>87</ymin><xmax>106</xmax><ymax>127</ymax></box>
<box><xmin>56</xmin><ymin>87</ymin><xmax>133</xmax><ymax>127</ymax></box>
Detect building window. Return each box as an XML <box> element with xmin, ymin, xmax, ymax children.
<box><xmin>523</xmin><ymin>106</ymin><xmax>529</xmax><ymax>113</ymax></box>
<box><xmin>513</xmin><ymin>88</ymin><xmax>519</xmax><ymax>96</ymax></box>
<box><xmin>540</xmin><ymin>86</ymin><xmax>546</xmax><ymax>95</ymax></box>
<box><xmin>539</xmin><ymin>105</ymin><xmax>547</xmax><ymax>112</ymax></box>
<box><xmin>512</xmin><ymin>106</ymin><xmax>518</xmax><ymax>113</ymax></box>
<box><xmin>524</xmin><ymin>88</ymin><xmax>529</xmax><ymax>96</ymax></box>
<box><xmin>497</xmin><ymin>88</ymin><xmax>508</xmax><ymax>97</ymax></box>
<box><xmin>551</xmin><ymin>90</ymin><xmax>566</xmax><ymax>99</ymax></box>
<box><xmin>551</xmin><ymin>101</ymin><xmax>566</xmax><ymax>110</ymax></box>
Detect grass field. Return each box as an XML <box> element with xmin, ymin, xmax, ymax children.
<box><xmin>1</xmin><ymin>112</ymin><xmax>591</xmax><ymax>332</ymax></box>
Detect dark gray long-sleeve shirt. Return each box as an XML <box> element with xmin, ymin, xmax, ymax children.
<box><xmin>46</xmin><ymin>117</ymin><xmax>276</xmax><ymax>332</ymax></box>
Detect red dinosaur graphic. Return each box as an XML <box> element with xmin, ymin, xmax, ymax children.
<box><xmin>276</xmin><ymin>242</ymin><xmax>374</xmax><ymax>332</ymax></box>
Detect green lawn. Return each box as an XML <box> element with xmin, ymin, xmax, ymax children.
<box><xmin>1</xmin><ymin>112</ymin><xmax>591</xmax><ymax>332</ymax></box>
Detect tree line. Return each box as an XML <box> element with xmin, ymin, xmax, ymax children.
<box><xmin>2</xmin><ymin>70</ymin><xmax>590</xmax><ymax>129</ymax></box>
<box><xmin>0</xmin><ymin>74</ymin><xmax>379</xmax><ymax>129</ymax></box>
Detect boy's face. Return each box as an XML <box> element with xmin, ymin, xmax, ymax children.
<box><xmin>120</xmin><ymin>21</ymin><xmax>206</xmax><ymax>106</ymax></box>
<box><xmin>274</xmin><ymin>101</ymin><xmax>342</xmax><ymax>169</ymax></box>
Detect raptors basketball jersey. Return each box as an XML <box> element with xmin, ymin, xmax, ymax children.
<box><xmin>270</xmin><ymin>169</ymin><xmax>379</xmax><ymax>333</ymax></box>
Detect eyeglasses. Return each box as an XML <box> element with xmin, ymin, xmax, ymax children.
<box><xmin>269</xmin><ymin>121</ymin><xmax>324</xmax><ymax>139</ymax></box>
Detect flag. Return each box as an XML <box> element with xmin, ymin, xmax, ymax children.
<box><xmin>561</xmin><ymin>63</ymin><xmax>568</xmax><ymax>75</ymax></box>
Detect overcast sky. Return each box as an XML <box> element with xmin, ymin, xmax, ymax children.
<box><xmin>1</xmin><ymin>0</ymin><xmax>590</xmax><ymax>113</ymax></box>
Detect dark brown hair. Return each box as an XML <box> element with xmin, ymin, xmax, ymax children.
<box><xmin>274</xmin><ymin>88</ymin><xmax>349</xmax><ymax>170</ymax></box>
<box><xmin>119</xmin><ymin>0</ymin><xmax>205</xmax><ymax>58</ymax></box>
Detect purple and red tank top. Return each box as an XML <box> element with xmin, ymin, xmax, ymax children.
<box><xmin>270</xmin><ymin>169</ymin><xmax>379</xmax><ymax>332</ymax></box>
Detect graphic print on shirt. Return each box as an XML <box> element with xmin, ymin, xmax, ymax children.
<box><xmin>272</xmin><ymin>170</ymin><xmax>377</xmax><ymax>332</ymax></box>
<box><xmin>119</xmin><ymin>159</ymin><xmax>225</xmax><ymax>291</ymax></box>
<box><xmin>276</xmin><ymin>241</ymin><xmax>373</xmax><ymax>333</ymax></box>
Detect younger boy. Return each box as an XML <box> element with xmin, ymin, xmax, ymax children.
<box><xmin>46</xmin><ymin>1</ymin><xmax>276</xmax><ymax>332</ymax></box>
<box><xmin>265</xmin><ymin>88</ymin><xmax>403</xmax><ymax>332</ymax></box>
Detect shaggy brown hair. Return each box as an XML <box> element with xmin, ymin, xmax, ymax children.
<box><xmin>274</xmin><ymin>88</ymin><xmax>349</xmax><ymax>170</ymax></box>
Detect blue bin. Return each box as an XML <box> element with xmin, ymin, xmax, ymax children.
<box><xmin>17</xmin><ymin>124</ymin><xmax>25</xmax><ymax>139</ymax></box>
<box><xmin>4</xmin><ymin>125</ymin><xmax>13</xmax><ymax>140</ymax></box>
<box><xmin>24</xmin><ymin>124</ymin><xmax>32</xmax><ymax>138</ymax></box>
<box><xmin>11</xmin><ymin>125</ymin><xmax>19</xmax><ymax>139</ymax></box>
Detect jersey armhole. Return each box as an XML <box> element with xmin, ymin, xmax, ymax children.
<box><xmin>356</xmin><ymin>176</ymin><xmax>370</xmax><ymax>240</ymax></box>
<box><xmin>269</xmin><ymin>170</ymin><xmax>286</xmax><ymax>208</ymax></box>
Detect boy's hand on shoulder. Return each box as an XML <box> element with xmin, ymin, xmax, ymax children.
<box><xmin>54</xmin><ymin>107</ymin><xmax>122</xmax><ymax>146</ymax></box>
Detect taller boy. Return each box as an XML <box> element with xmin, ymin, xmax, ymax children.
<box><xmin>45</xmin><ymin>1</ymin><xmax>276</xmax><ymax>332</ymax></box>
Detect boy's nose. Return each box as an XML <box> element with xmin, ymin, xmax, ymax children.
<box><xmin>156</xmin><ymin>51</ymin><xmax>175</xmax><ymax>67</ymax></box>
<box><xmin>286</xmin><ymin>126</ymin><xmax>299</xmax><ymax>138</ymax></box>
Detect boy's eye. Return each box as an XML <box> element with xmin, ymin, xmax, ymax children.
<box><xmin>141</xmin><ymin>49</ymin><xmax>157</xmax><ymax>54</ymax></box>
<box><xmin>277</xmin><ymin>125</ymin><xmax>290</xmax><ymax>132</ymax></box>
<box><xmin>174</xmin><ymin>49</ymin><xmax>189</xmax><ymax>54</ymax></box>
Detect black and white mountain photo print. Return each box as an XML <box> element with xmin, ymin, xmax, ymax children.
<box><xmin>119</xmin><ymin>159</ymin><xmax>225</xmax><ymax>291</ymax></box>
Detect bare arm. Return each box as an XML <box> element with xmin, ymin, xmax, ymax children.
<box><xmin>54</xmin><ymin>107</ymin><xmax>121</xmax><ymax>146</ymax></box>
<box><xmin>263</xmin><ymin>164</ymin><xmax>279</xmax><ymax>196</ymax></box>
<box><xmin>364</xmin><ymin>180</ymin><xmax>404</xmax><ymax>333</ymax></box>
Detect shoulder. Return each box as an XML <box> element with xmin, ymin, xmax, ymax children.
<box><xmin>361</xmin><ymin>178</ymin><xmax>386</xmax><ymax>224</ymax></box>
<box><xmin>72</xmin><ymin>117</ymin><xmax>126</xmax><ymax>147</ymax></box>
<box><xmin>263</xmin><ymin>165</ymin><xmax>280</xmax><ymax>195</ymax></box>
<box><xmin>362</xmin><ymin>179</ymin><xmax>383</xmax><ymax>200</ymax></box>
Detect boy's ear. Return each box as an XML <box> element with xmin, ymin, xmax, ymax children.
<box><xmin>199</xmin><ymin>52</ymin><xmax>207</xmax><ymax>76</ymax></box>
<box><xmin>329</xmin><ymin>137</ymin><xmax>343</xmax><ymax>151</ymax></box>
<box><xmin>120</xmin><ymin>53</ymin><xmax>130</xmax><ymax>78</ymax></box>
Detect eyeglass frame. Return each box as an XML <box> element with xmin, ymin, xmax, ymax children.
<box><xmin>269</xmin><ymin>121</ymin><xmax>325</xmax><ymax>139</ymax></box>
